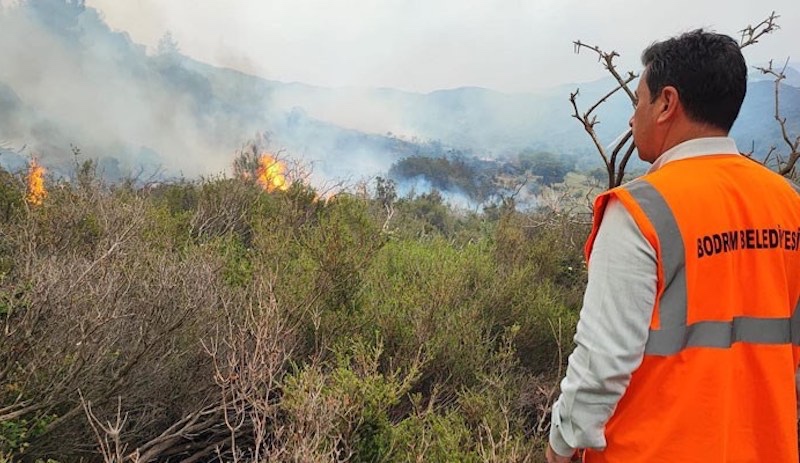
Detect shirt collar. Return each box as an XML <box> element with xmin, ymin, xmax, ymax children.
<box><xmin>647</xmin><ymin>137</ymin><xmax>739</xmax><ymax>173</ymax></box>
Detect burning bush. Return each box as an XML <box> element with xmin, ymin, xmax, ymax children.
<box><xmin>25</xmin><ymin>159</ymin><xmax>46</xmax><ymax>206</ymax></box>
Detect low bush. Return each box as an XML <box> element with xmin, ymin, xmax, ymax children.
<box><xmin>0</xmin><ymin>167</ymin><xmax>586</xmax><ymax>462</ymax></box>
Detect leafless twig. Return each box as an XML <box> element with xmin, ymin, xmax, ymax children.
<box><xmin>739</xmin><ymin>11</ymin><xmax>780</xmax><ymax>49</ymax></box>
<box><xmin>571</xmin><ymin>41</ymin><xmax>638</xmax><ymax>188</ymax></box>
<box><xmin>755</xmin><ymin>59</ymin><xmax>800</xmax><ymax>176</ymax></box>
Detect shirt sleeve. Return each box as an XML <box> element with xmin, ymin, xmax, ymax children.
<box><xmin>549</xmin><ymin>198</ymin><xmax>658</xmax><ymax>456</ymax></box>
<box><xmin>796</xmin><ymin>368</ymin><xmax>800</xmax><ymax>415</ymax></box>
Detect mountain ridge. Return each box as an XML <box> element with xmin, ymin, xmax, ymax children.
<box><xmin>0</xmin><ymin>0</ymin><xmax>797</xmax><ymax>186</ymax></box>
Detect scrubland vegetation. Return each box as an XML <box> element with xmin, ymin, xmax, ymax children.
<box><xmin>1</xmin><ymin>4</ymin><xmax>796</xmax><ymax>461</ymax></box>
<box><xmin>0</xmin><ymin>157</ymin><xmax>588</xmax><ymax>462</ymax></box>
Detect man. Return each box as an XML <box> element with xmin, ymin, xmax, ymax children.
<box><xmin>546</xmin><ymin>30</ymin><xmax>800</xmax><ymax>462</ymax></box>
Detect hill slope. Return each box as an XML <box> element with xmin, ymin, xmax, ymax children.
<box><xmin>0</xmin><ymin>0</ymin><xmax>797</xmax><ymax>184</ymax></box>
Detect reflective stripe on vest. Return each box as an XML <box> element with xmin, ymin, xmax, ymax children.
<box><xmin>624</xmin><ymin>179</ymin><xmax>800</xmax><ymax>355</ymax></box>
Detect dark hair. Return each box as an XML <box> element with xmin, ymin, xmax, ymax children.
<box><xmin>641</xmin><ymin>29</ymin><xmax>747</xmax><ymax>132</ymax></box>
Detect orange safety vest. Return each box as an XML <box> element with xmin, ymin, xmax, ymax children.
<box><xmin>582</xmin><ymin>154</ymin><xmax>800</xmax><ymax>463</ymax></box>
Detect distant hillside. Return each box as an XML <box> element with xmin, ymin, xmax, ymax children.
<box><xmin>732</xmin><ymin>80</ymin><xmax>800</xmax><ymax>156</ymax></box>
<box><xmin>1</xmin><ymin>0</ymin><xmax>797</xmax><ymax>188</ymax></box>
<box><xmin>749</xmin><ymin>64</ymin><xmax>800</xmax><ymax>88</ymax></box>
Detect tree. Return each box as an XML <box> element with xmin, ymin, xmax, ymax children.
<box><xmin>156</xmin><ymin>31</ymin><xmax>180</xmax><ymax>57</ymax></box>
<box><xmin>752</xmin><ymin>59</ymin><xmax>800</xmax><ymax>176</ymax></box>
<box><xmin>518</xmin><ymin>151</ymin><xmax>571</xmax><ymax>186</ymax></box>
<box><xmin>570</xmin><ymin>12</ymin><xmax>798</xmax><ymax>189</ymax></box>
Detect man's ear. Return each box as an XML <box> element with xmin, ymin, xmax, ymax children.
<box><xmin>656</xmin><ymin>86</ymin><xmax>680</xmax><ymax>123</ymax></box>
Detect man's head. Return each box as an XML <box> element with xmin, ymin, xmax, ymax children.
<box><xmin>630</xmin><ymin>30</ymin><xmax>747</xmax><ymax>162</ymax></box>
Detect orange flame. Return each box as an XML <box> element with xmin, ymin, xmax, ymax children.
<box><xmin>256</xmin><ymin>154</ymin><xmax>289</xmax><ymax>192</ymax></box>
<box><xmin>26</xmin><ymin>159</ymin><xmax>47</xmax><ymax>205</ymax></box>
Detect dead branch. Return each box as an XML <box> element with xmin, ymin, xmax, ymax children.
<box><xmin>571</xmin><ymin>41</ymin><xmax>639</xmax><ymax>188</ymax></box>
<box><xmin>739</xmin><ymin>11</ymin><xmax>780</xmax><ymax>49</ymax></box>
<box><xmin>535</xmin><ymin>318</ymin><xmax>564</xmax><ymax>435</ymax></box>
<box><xmin>755</xmin><ymin>59</ymin><xmax>800</xmax><ymax>176</ymax></box>
<box><xmin>81</xmin><ymin>394</ymin><xmax>134</xmax><ymax>463</ymax></box>
<box><xmin>382</xmin><ymin>202</ymin><xmax>395</xmax><ymax>233</ymax></box>
<box><xmin>569</xmin><ymin>89</ymin><xmax>609</xmax><ymax>168</ymax></box>
<box><xmin>136</xmin><ymin>405</ymin><xmax>227</xmax><ymax>463</ymax></box>
<box><xmin>586</xmin><ymin>73</ymin><xmax>638</xmax><ymax>117</ymax></box>
<box><xmin>615</xmin><ymin>137</ymin><xmax>637</xmax><ymax>187</ymax></box>
<box><xmin>573</xmin><ymin>41</ymin><xmax>637</xmax><ymax>103</ymax></box>
<box><xmin>760</xmin><ymin>146</ymin><xmax>779</xmax><ymax>166</ymax></box>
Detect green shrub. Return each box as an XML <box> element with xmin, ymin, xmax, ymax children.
<box><xmin>0</xmin><ymin>415</ymin><xmax>56</xmax><ymax>456</ymax></box>
<box><xmin>0</xmin><ymin>168</ymin><xmax>581</xmax><ymax>461</ymax></box>
<box><xmin>280</xmin><ymin>337</ymin><xmax>420</xmax><ymax>461</ymax></box>
<box><xmin>388</xmin><ymin>410</ymin><xmax>479</xmax><ymax>463</ymax></box>
<box><xmin>0</xmin><ymin>169</ymin><xmax>23</xmax><ymax>224</ymax></box>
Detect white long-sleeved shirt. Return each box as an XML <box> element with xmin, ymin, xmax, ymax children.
<box><xmin>548</xmin><ymin>137</ymin><xmax>742</xmax><ymax>456</ymax></box>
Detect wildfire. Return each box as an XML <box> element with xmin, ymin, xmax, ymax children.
<box><xmin>256</xmin><ymin>154</ymin><xmax>289</xmax><ymax>192</ymax></box>
<box><xmin>26</xmin><ymin>159</ymin><xmax>46</xmax><ymax>205</ymax></box>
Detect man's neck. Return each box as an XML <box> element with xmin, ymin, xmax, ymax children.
<box><xmin>648</xmin><ymin>137</ymin><xmax>739</xmax><ymax>173</ymax></box>
<box><xmin>658</xmin><ymin>121</ymin><xmax>728</xmax><ymax>157</ymax></box>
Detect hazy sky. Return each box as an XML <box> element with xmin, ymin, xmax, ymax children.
<box><xmin>51</xmin><ymin>1</ymin><xmax>800</xmax><ymax>92</ymax></box>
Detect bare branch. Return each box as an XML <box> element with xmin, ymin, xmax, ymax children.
<box><xmin>569</xmin><ymin>90</ymin><xmax>609</xmax><ymax>169</ymax></box>
<box><xmin>763</xmin><ymin>146</ymin><xmax>779</xmax><ymax>166</ymax></box>
<box><xmin>571</xmin><ymin>41</ymin><xmax>640</xmax><ymax>188</ymax></box>
<box><xmin>573</xmin><ymin>41</ymin><xmax>637</xmax><ymax>103</ymax></box>
<box><xmin>585</xmin><ymin>73</ymin><xmax>638</xmax><ymax>118</ymax></box>
<box><xmin>739</xmin><ymin>11</ymin><xmax>780</xmax><ymax>49</ymax></box>
<box><xmin>755</xmin><ymin>59</ymin><xmax>800</xmax><ymax>176</ymax></box>
<box><xmin>80</xmin><ymin>393</ymin><xmax>133</xmax><ymax>463</ymax></box>
<box><xmin>616</xmin><ymin>140</ymin><xmax>638</xmax><ymax>187</ymax></box>
<box><xmin>608</xmin><ymin>129</ymin><xmax>632</xmax><ymax>166</ymax></box>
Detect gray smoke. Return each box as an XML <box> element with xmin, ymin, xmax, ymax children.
<box><xmin>0</xmin><ymin>1</ymin><xmax>266</xmax><ymax>180</ymax></box>
<box><xmin>1</xmin><ymin>1</ymin><xmax>797</xmax><ymax>203</ymax></box>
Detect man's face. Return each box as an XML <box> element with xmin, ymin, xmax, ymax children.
<box><xmin>629</xmin><ymin>68</ymin><xmax>660</xmax><ymax>163</ymax></box>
